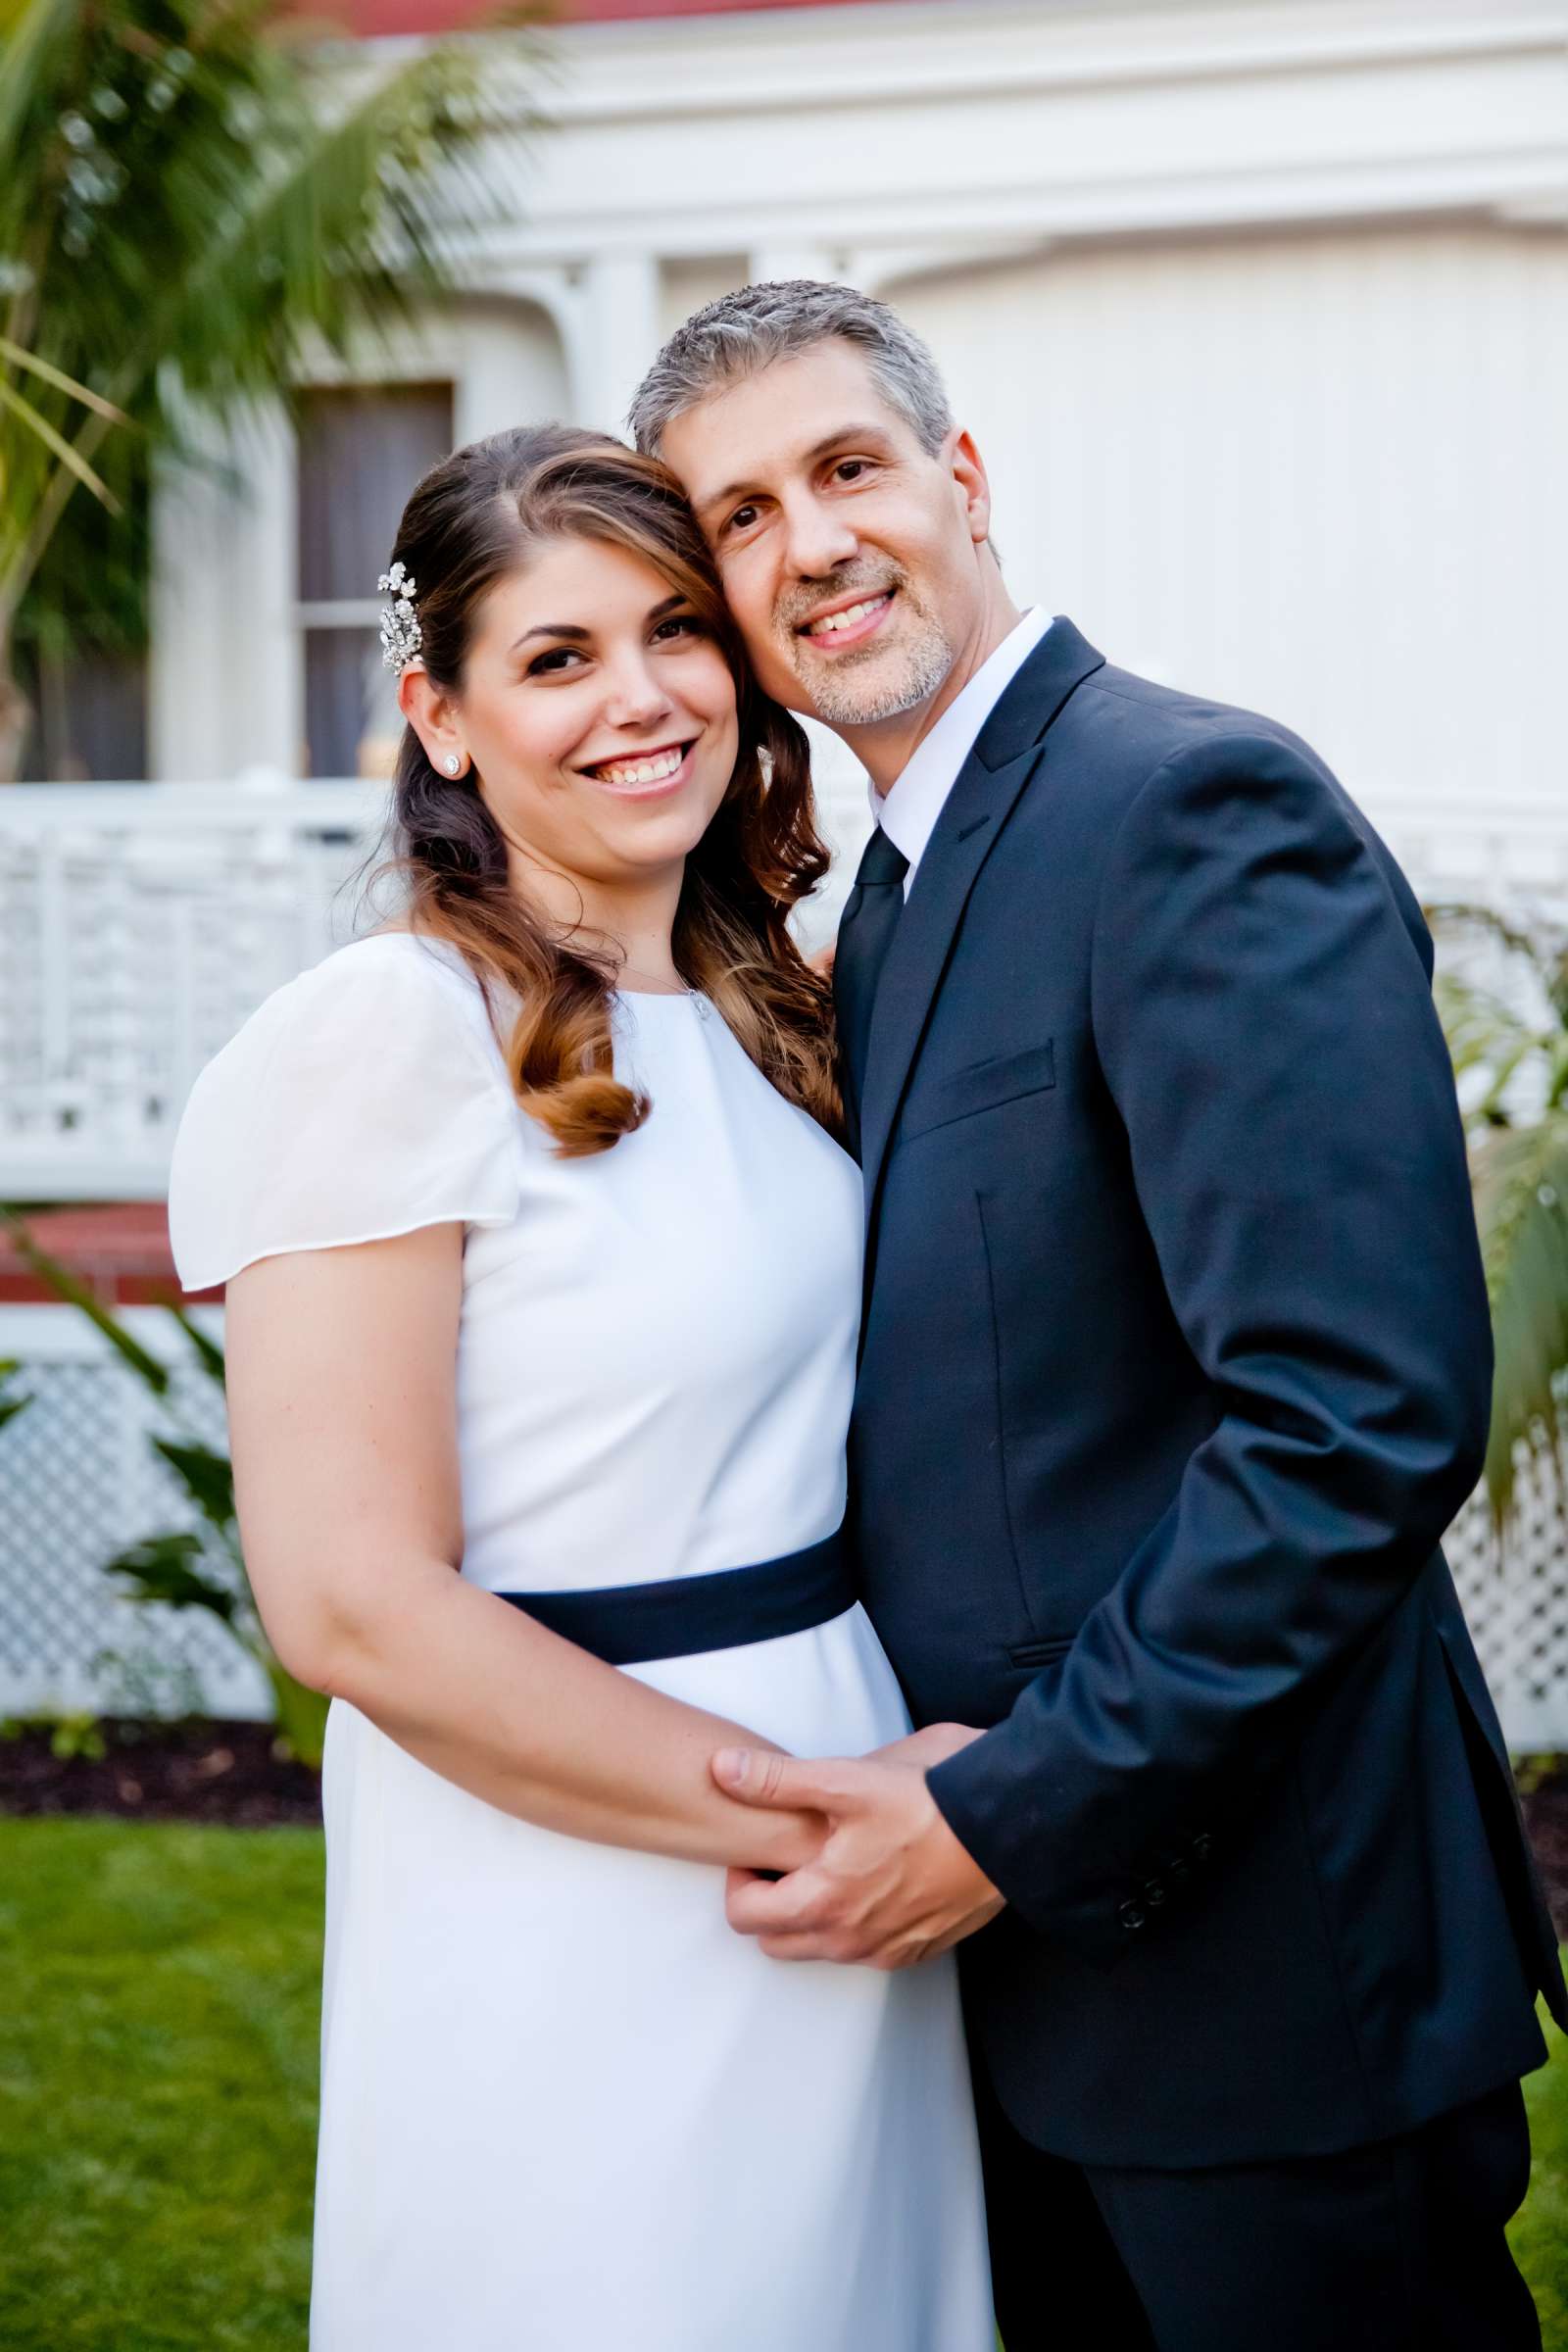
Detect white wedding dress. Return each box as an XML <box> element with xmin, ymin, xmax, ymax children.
<box><xmin>168</xmin><ymin>930</ymin><xmax>992</xmax><ymax>2352</ymax></box>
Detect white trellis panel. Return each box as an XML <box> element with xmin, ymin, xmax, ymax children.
<box><xmin>0</xmin><ymin>1303</ymin><xmax>1563</xmax><ymax>1744</ymax></box>
<box><xmin>0</xmin><ymin>1306</ymin><xmax>269</xmax><ymax>1719</ymax></box>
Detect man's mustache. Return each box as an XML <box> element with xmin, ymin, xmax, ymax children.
<box><xmin>775</xmin><ymin>570</ymin><xmax>905</xmax><ymax>637</ymax></box>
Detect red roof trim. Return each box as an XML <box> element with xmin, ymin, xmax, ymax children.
<box><xmin>342</xmin><ymin>0</ymin><xmax>920</xmax><ymax>36</ymax></box>
<box><xmin>0</xmin><ymin>1203</ymin><xmax>203</xmax><ymax>1308</ymax></box>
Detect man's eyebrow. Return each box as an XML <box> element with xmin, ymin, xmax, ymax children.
<box><xmin>696</xmin><ymin>424</ymin><xmax>895</xmax><ymax>521</ymax></box>
<box><xmin>509</xmin><ymin>593</ymin><xmax>686</xmax><ymax>654</ymax></box>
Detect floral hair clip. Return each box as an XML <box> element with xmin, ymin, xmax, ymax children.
<box><xmin>377</xmin><ymin>561</ymin><xmax>422</xmax><ymax>673</ymax></box>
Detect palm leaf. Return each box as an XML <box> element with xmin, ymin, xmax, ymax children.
<box><xmin>0</xmin><ymin>338</ymin><xmax>126</xmax><ymax>420</ymax></box>
<box><xmin>1434</xmin><ymin>969</ymin><xmax>1538</xmax><ymax>1099</ymax></box>
<box><xmin>1</xmin><ymin>0</ymin><xmax>544</xmax><ymax>654</ymax></box>
<box><xmin>0</xmin><ymin>1208</ymin><xmax>170</xmax><ymax>1394</ymax></box>
<box><xmin>1470</xmin><ymin>1109</ymin><xmax>1568</xmax><ymax>1525</ymax></box>
<box><xmin>168</xmin><ymin>1300</ymin><xmax>227</xmax><ymax>1390</ymax></box>
<box><xmin>152</xmin><ymin>1437</ymin><xmax>235</xmax><ymax>1531</ymax></box>
<box><xmin>0</xmin><ymin>371</ymin><xmax>121</xmax><ymax>508</ymax></box>
<box><xmin>106</xmin><ymin>1529</ymin><xmax>240</xmax><ymax>1621</ymax></box>
<box><xmin>0</xmin><ymin>1355</ymin><xmax>30</xmax><ymax>1433</ymax></box>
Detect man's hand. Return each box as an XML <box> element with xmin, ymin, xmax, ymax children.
<box><xmin>711</xmin><ymin>1724</ymin><xmax>1004</xmax><ymax>1970</ymax></box>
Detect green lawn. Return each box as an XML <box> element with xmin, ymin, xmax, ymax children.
<box><xmin>0</xmin><ymin>1815</ymin><xmax>1563</xmax><ymax>2350</ymax></box>
<box><xmin>0</xmin><ymin>1818</ymin><xmax>320</xmax><ymax>2350</ymax></box>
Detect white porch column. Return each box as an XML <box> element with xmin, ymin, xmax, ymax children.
<box><xmin>575</xmin><ymin>251</ymin><xmax>661</xmax><ymax>436</ymax></box>
<box><xmin>149</xmin><ymin>401</ymin><xmax>298</xmax><ymax>782</ymax></box>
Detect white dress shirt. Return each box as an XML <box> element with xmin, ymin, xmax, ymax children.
<box><xmin>871</xmin><ymin>606</ymin><xmax>1054</xmax><ymax>897</ymax></box>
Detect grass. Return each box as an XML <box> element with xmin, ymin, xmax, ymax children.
<box><xmin>1519</xmin><ymin>1987</ymin><xmax>1568</xmax><ymax>2348</ymax></box>
<box><xmin>0</xmin><ymin>1815</ymin><xmax>1563</xmax><ymax>2349</ymax></box>
<box><xmin>0</xmin><ymin>1817</ymin><xmax>320</xmax><ymax>2350</ymax></box>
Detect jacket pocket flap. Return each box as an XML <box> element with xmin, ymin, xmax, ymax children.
<box><xmin>1009</xmin><ymin>1633</ymin><xmax>1075</xmax><ymax>1669</ymax></box>
<box><xmin>905</xmin><ymin>1042</ymin><xmax>1056</xmax><ymax>1139</ymax></box>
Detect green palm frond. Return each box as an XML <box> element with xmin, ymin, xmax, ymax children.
<box><xmin>1434</xmin><ymin>969</ymin><xmax>1541</xmax><ymax>1106</ymax></box>
<box><xmin>0</xmin><ymin>0</ymin><xmax>544</xmax><ymax>663</ymax></box>
<box><xmin>1433</xmin><ymin>906</ymin><xmax>1568</xmax><ymax>1536</ymax></box>
<box><xmin>142</xmin><ymin>38</ymin><xmax>512</xmax><ymax>414</ymax></box>
<box><xmin>1471</xmin><ymin>1112</ymin><xmax>1568</xmax><ymax>1523</ymax></box>
<box><xmin>0</xmin><ymin>369</ymin><xmax>121</xmax><ymax>508</ymax></box>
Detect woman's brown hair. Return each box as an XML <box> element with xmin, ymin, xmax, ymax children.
<box><xmin>370</xmin><ymin>423</ymin><xmax>840</xmax><ymax>1153</ymax></box>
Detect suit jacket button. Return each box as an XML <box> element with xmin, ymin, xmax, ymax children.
<box><xmin>1118</xmin><ymin>1899</ymin><xmax>1148</xmax><ymax>1933</ymax></box>
<box><xmin>1191</xmin><ymin>1834</ymin><xmax>1213</xmax><ymax>1865</ymax></box>
<box><xmin>1142</xmin><ymin>1877</ymin><xmax>1167</xmax><ymax>1908</ymax></box>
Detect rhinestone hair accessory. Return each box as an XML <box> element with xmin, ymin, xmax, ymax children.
<box><xmin>377</xmin><ymin>561</ymin><xmax>421</xmax><ymax>673</ymax></box>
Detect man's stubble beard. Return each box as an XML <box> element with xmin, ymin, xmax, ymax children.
<box><xmin>780</xmin><ymin>583</ymin><xmax>956</xmax><ymax>730</ymax></box>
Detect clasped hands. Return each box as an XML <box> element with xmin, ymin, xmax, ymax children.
<box><xmin>710</xmin><ymin>1722</ymin><xmax>1004</xmax><ymax>1971</ymax></box>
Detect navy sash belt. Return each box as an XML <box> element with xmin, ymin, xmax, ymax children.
<box><xmin>496</xmin><ymin>1526</ymin><xmax>854</xmax><ymax>1668</ymax></box>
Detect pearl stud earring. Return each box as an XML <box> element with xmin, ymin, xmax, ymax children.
<box><xmin>443</xmin><ymin>754</ymin><xmax>463</xmax><ymax>777</ymax></box>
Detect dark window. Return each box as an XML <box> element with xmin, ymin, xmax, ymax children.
<box><xmin>295</xmin><ymin>383</ymin><xmax>454</xmax><ymax>778</ymax></box>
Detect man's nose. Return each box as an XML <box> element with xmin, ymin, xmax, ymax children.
<box><xmin>780</xmin><ymin>493</ymin><xmax>858</xmax><ymax>582</ymax></box>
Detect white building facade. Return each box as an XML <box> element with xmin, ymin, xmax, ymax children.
<box><xmin>150</xmin><ymin>0</ymin><xmax>1568</xmax><ymax>853</ymax></box>
<box><xmin>3</xmin><ymin>0</ymin><xmax>1567</xmax><ymax>1736</ymax></box>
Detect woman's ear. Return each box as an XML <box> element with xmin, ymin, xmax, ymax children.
<box><xmin>398</xmin><ymin>662</ymin><xmax>470</xmax><ymax>780</ymax></box>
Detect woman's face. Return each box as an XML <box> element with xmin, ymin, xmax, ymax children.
<box><xmin>406</xmin><ymin>533</ymin><xmax>740</xmax><ymax>907</ymax></box>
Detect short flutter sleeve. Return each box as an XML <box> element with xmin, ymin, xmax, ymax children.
<box><xmin>168</xmin><ymin>937</ymin><xmax>522</xmax><ymax>1293</ymax></box>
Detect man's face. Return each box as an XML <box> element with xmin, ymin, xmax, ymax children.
<box><xmin>660</xmin><ymin>340</ymin><xmax>992</xmax><ymax>731</ymax></box>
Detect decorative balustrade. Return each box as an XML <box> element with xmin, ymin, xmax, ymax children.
<box><xmin>0</xmin><ymin>773</ymin><xmax>1563</xmax><ymax>1202</ymax></box>
<box><xmin>0</xmin><ymin>778</ymin><xmax>390</xmax><ymax>1200</ymax></box>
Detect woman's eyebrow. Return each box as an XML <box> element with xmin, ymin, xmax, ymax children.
<box><xmin>509</xmin><ymin>594</ymin><xmax>687</xmax><ymax>656</ymax></box>
<box><xmin>511</xmin><ymin>622</ymin><xmax>590</xmax><ymax>651</ymax></box>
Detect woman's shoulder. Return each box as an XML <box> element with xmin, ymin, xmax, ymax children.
<box><xmin>168</xmin><ymin>932</ymin><xmax>521</xmax><ymax>1293</ymax></box>
<box><xmin>220</xmin><ymin>928</ymin><xmax>500</xmax><ymax>1075</ymax></box>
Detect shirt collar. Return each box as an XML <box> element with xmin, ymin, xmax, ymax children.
<box><xmin>870</xmin><ymin>607</ymin><xmax>1054</xmax><ymax>889</ymax></box>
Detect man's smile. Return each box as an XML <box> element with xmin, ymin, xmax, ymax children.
<box><xmin>795</xmin><ymin>588</ymin><xmax>898</xmax><ymax>653</ymax></box>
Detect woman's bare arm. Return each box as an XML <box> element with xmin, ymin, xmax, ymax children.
<box><xmin>221</xmin><ymin>1223</ymin><xmax>823</xmax><ymax>1873</ymax></box>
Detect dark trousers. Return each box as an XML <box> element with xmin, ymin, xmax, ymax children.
<box><xmin>973</xmin><ymin>2053</ymin><xmax>1542</xmax><ymax>2352</ymax></box>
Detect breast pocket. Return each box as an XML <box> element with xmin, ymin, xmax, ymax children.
<box><xmin>902</xmin><ymin>1042</ymin><xmax>1056</xmax><ymax>1142</ymax></box>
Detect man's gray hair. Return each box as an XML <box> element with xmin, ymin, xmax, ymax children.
<box><xmin>628</xmin><ymin>279</ymin><xmax>955</xmax><ymax>458</ymax></box>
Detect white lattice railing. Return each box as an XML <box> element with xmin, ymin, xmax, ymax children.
<box><xmin>2</xmin><ymin>772</ymin><xmax>1564</xmax><ymax>1205</ymax></box>
<box><xmin>0</xmin><ymin>762</ymin><xmax>879</xmax><ymax>1203</ymax></box>
<box><xmin>0</xmin><ymin>776</ymin><xmax>389</xmax><ymax>1200</ymax></box>
<box><xmin>0</xmin><ymin>1301</ymin><xmax>1563</xmax><ymax>1746</ymax></box>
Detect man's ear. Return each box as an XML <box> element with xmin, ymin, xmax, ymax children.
<box><xmin>950</xmin><ymin>428</ymin><xmax>993</xmax><ymax>549</ymax></box>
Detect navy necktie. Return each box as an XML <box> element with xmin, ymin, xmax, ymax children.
<box><xmin>835</xmin><ymin>826</ymin><xmax>910</xmax><ymax>1137</ymax></box>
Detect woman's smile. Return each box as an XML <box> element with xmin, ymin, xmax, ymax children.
<box><xmin>577</xmin><ymin>735</ymin><xmax>701</xmax><ymax>799</ymax></box>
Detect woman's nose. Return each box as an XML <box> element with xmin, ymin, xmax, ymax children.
<box><xmin>604</xmin><ymin>658</ymin><xmax>674</xmax><ymax>731</ymax></box>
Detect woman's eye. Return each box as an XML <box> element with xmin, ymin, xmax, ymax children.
<box><xmin>528</xmin><ymin>647</ymin><xmax>583</xmax><ymax>676</ymax></box>
<box><xmin>652</xmin><ymin>614</ymin><xmax>704</xmax><ymax>644</ymax></box>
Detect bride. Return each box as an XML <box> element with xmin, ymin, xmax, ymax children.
<box><xmin>167</xmin><ymin>423</ymin><xmax>992</xmax><ymax>2350</ymax></box>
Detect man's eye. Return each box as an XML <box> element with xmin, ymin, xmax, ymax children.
<box><xmin>724</xmin><ymin>504</ymin><xmax>759</xmax><ymax>536</ymax></box>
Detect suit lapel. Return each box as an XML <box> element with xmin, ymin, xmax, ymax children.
<box><xmin>856</xmin><ymin>618</ymin><xmax>1105</xmax><ymax>1240</ymax></box>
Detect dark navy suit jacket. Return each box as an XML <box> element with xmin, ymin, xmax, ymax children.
<box><xmin>845</xmin><ymin>618</ymin><xmax>1564</xmax><ymax>2170</ymax></box>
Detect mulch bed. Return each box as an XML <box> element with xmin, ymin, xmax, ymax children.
<box><xmin>0</xmin><ymin>1717</ymin><xmax>322</xmax><ymax>1828</ymax></box>
<box><xmin>2</xmin><ymin>1719</ymin><xmax>1565</xmax><ymax>1936</ymax></box>
<box><xmin>1525</xmin><ymin>1775</ymin><xmax>1568</xmax><ymax>1944</ymax></box>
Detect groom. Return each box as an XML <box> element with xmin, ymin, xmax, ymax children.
<box><xmin>631</xmin><ymin>283</ymin><xmax>1564</xmax><ymax>2347</ymax></box>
